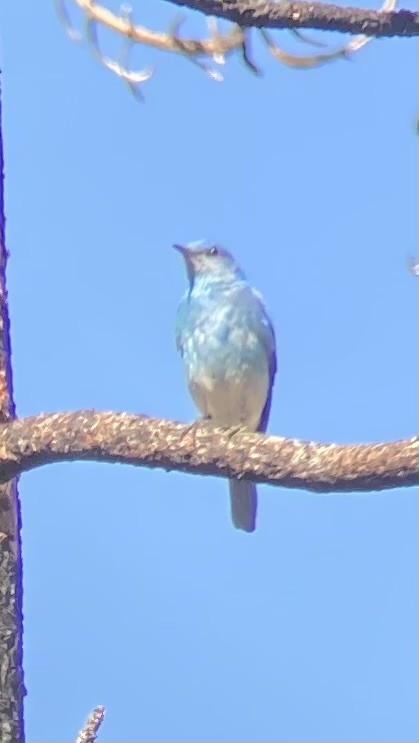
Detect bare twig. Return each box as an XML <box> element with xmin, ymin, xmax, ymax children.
<box><xmin>260</xmin><ymin>0</ymin><xmax>397</xmax><ymax>68</ymax></box>
<box><xmin>290</xmin><ymin>29</ymin><xmax>329</xmax><ymax>48</ymax></box>
<box><xmin>166</xmin><ymin>13</ymin><xmax>225</xmax><ymax>80</ymax></box>
<box><xmin>0</xmin><ymin>411</ymin><xmax>417</xmax><ymax>493</ymax></box>
<box><xmin>260</xmin><ymin>27</ymin><xmax>347</xmax><ymax>67</ymax></box>
<box><xmin>57</xmin><ymin>0</ymin><xmax>408</xmax><ymax>94</ymax></box>
<box><xmin>57</xmin><ymin>0</ymin><xmax>243</xmax><ymax>92</ymax></box>
<box><xmin>69</xmin><ymin>0</ymin><xmax>244</xmax><ymax>57</ymax></box>
<box><xmin>85</xmin><ymin>6</ymin><xmax>153</xmax><ymax>98</ymax></box>
<box><xmin>55</xmin><ymin>0</ymin><xmax>83</xmax><ymax>40</ymax></box>
<box><xmin>76</xmin><ymin>706</ymin><xmax>106</xmax><ymax>743</ymax></box>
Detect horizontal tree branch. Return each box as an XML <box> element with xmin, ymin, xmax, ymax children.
<box><xmin>0</xmin><ymin>411</ymin><xmax>417</xmax><ymax>493</ymax></box>
<box><xmin>166</xmin><ymin>0</ymin><xmax>419</xmax><ymax>37</ymax></box>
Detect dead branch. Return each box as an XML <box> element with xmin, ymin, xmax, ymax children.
<box><xmin>75</xmin><ymin>706</ymin><xmax>106</xmax><ymax>743</ymax></box>
<box><xmin>165</xmin><ymin>0</ymin><xmax>418</xmax><ymax>37</ymax></box>
<box><xmin>0</xmin><ymin>411</ymin><xmax>417</xmax><ymax>493</ymax></box>
<box><xmin>57</xmin><ymin>0</ymin><xmax>403</xmax><ymax>96</ymax></box>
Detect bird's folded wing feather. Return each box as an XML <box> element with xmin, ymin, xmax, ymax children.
<box><xmin>246</xmin><ymin>288</ymin><xmax>277</xmax><ymax>433</ymax></box>
<box><xmin>175</xmin><ymin>295</ymin><xmax>189</xmax><ymax>357</ymax></box>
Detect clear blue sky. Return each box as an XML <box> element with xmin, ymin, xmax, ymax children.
<box><xmin>0</xmin><ymin>1</ymin><xmax>417</xmax><ymax>741</ymax></box>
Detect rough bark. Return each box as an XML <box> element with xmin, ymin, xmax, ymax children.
<box><xmin>0</xmin><ymin>412</ymin><xmax>417</xmax><ymax>493</ymax></box>
<box><xmin>165</xmin><ymin>0</ymin><xmax>419</xmax><ymax>37</ymax></box>
<box><xmin>75</xmin><ymin>706</ymin><xmax>106</xmax><ymax>743</ymax></box>
<box><xmin>0</xmin><ymin>83</ymin><xmax>25</xmax><ymax>742</ymax></box>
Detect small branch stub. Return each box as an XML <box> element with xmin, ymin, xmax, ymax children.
<box><xmin>75</xmin><ymin>706</ymin><xmax>106</xmax><ymax>743</ymax></box>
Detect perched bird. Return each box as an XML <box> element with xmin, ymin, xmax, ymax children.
<box><xmin>174</xmin><ymin>243</ymin><xmax>277</xmax><ymax>532</ymax></box>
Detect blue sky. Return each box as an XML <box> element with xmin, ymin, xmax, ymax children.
<box><xmin>0</xmin><ymin>1</ymin><xmax>417</xmax><ymax>741</ymax></box>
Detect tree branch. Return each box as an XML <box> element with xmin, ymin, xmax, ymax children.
<box><xmin>75</xmin><ymin>706</ymin><xmax>105</xmax><ymax>743</ymax></box>
<box><xmin>59</xmin><ymin>0</ymin><xmax>405</xmax><ymax>96</ymax></box>
<box><xmin>166</xmin><ymin>0</ymin><xmax>419</xmax><ymax>37</ymax></box>
<box><xmin>0</xmin><ymin>81</ymin><xmax>25</xmax><ymax>743</ymax></box>
<box><xmin>69</xmin><ymin>0</ymin><xmax>243</xmax><ymax>57</ymax></box>
<box><xmin>0</xmin><ymin>411</ymin><xmax>417</xmax><ymax>493</ymax></box>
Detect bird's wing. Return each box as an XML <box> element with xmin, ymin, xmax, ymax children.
<box><xmin>175</xmin><ymin>325</ymin><xmax>183</xmax><ymax>356</ymax></box>
<box><xmin>248</xmin><ymin>288</ymin><xmax>277</xmax><ymax>434</ymax></box>
<box><xmin>175</xmin><ymin>294</ymin><xmax>189</xmax><ymax>358</ymax></box>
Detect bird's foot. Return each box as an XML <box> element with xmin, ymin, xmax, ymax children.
<box><xmin>225</xmin><ymin>424</ymin><xmax>249</xmax><ymax>440</ymax></box>
<box><xmin>180</xmin><ymin>416</ymin><xmax>213</xmax><ymax>448</ymax></box>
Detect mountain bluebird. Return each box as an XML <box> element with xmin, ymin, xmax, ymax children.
<box><xmin>174</xmin><ymin>243</ymin><xmax>277</xmax><ymax>532</ymax></box>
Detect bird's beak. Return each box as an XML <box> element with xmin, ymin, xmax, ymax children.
<box><xmin>173</xmin><ymin>243</ymin><xmax>188</xmax><ymax>256</ymax></box>
<box><xmin>173</xmin><ymin>243</ymin><xmax>195</xmax><ymax>283</ymax></box>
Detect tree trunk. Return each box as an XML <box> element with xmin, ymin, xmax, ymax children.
<box><xmin>0</xmin><ymin>78</ymin><xmax>25</xmax><ymax>743</ymax></box>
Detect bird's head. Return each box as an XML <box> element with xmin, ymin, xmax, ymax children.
<box><xmin>173</xmin><ymin>243</ymin><xmax>245</xmax><ymax>287</ymax></box>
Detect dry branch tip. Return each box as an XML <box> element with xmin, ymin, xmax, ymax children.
<box><xmin>84</xmin><ymin>6</ymin><xmax>153</xmax><ymax>97</ymax></box>
<box><xmin>75</xmin><ymin>705</ymin><xmax>106</xmax><ymax>743</ymax></box>
<box><xmin>55</xmin><ymin>0</ymin><xmax>83</xmax><ymax>41</ymax></box>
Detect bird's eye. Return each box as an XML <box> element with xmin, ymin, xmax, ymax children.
<box><xmin>208</xmin><ymin>246</ymin><xmax>218</xmax><ymax>256</ymax></box>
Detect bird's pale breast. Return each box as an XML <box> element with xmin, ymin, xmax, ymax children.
<box><xmin>181</xmin><ymin>298</ymin><xmax>270</xmax><ymax>431</ymax></box>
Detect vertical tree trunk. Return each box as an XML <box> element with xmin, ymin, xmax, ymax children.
<box><xmin>0</xmin><ymin>78</ymin><xmax>25</xmax><ymax>742</ymax></box>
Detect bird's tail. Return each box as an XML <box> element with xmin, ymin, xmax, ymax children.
<box><xmin>229</xmin><ymin>479</ymin><xmax>257</xmax><ymax>533</ymax></box>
